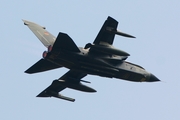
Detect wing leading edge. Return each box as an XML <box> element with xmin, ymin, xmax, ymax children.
<box><xmin>25</xmin><ymin>59</ymin><xmax>62</xmax><ymax>74</ymax></box>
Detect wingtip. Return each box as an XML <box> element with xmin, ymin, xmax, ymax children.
<box><xmin>24</xmin><ymin>70</ymin><xmax>33</xmax><ymax>74</ymax></box>
<box><xmin>107</xmin><ymin>16</ymin><xmax>118</xmax><ymax>23</ymax></box>
<box><xmin>24</xmin><ymin>70</ymin><xmax>29</xmax><ymax>74</ymax></box>
<box><xmin>22</xmin><ymin>19</ymin><xmax>29</xmax><ymax>25</ymax></box>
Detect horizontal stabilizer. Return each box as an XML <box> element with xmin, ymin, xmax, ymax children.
<box><xmin>25</xmin><ymin>59</ymin><xmax>62</xmax><ymax>74</ymax></box>
<box><xmin>52</xmin><ymin>32</ymin><xmax>80</xmax><ymax>52</ymax></box>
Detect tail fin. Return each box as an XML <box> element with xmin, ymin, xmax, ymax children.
<box><xmin>52</xmin><ymin>32</ymin><xmax>80</xmax><ymax>52</ymax></box>
<box><xmin>23</xmin><ymin>19</ymin><xmax>56</xmax><ymax>48</ymax></box>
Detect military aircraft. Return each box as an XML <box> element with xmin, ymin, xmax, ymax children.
<box><xmin>23</xmin><ymin>16</ymin><xmax>160</xmax><ymax>102</ymax></box>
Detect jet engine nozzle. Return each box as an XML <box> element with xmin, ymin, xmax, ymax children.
<box><xmin>48</xmin><ymin>45</ymin><xmax>53</xmax><ymax>52</ymax></box>
<box><xmin>42</xmin><ymin>51</ymin><xmax>48</xmax><ymax>58</ymax></box>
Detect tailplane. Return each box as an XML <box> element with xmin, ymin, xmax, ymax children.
<box><xmin>25</xmin><ymin>59</ymin><xmax>62</xmax><ymax>74</ymax></box>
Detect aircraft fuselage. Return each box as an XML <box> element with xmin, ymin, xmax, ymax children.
<box><xmin>23</xmin><ymin>17</ymin><xmax>160</xmax><ymax>102</ymax></box>
<box><xmin>44</xmin><ymin>47</ymin><xmax>154</xmax><ymax>82</ymax></box>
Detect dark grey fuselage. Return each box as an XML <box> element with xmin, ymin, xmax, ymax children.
<box><xmin>44</xmin><ymin>46</ymin><xmax>155</xmax><ymax>82</ymax></box>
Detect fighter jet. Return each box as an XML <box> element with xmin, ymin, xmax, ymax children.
<box><xmin>23</xmin><ymin>16</ymin><xmax>160</xmax><ymax>102</ymax></box>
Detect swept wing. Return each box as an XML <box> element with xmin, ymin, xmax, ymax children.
<box><xmin>93</xmin><ymin>16</ymin><xmax>135</xmax><ymax>45</ymax></box>
<box><xmin>37</xmin><ymin>70</ymin><xmax>87</xmax><ymax>102</ymax></box>
<box><xmin>93</xmin><ymin>16</ymin><xmax>118</xmax><ymax>45</ymax></box>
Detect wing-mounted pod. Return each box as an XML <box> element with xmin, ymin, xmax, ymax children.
<box><xmin>106</xmin><ymin>26</ymin><xmax>136</xmax><ymax>38</ymax></box>
<box><xmin>104</xmin><ymin>16</ymin><xmax>135</xmax><ymax>38</ymax></box>
<box><xmin>92</xmin><ymin>44</ymin><xmax>130</xmax><ymax>56</ymax></box>
<box><xmin>38</xmin><ymin>90</ymin><xmax>75</xmax><ymax>102</ymax></box>
<box><xmin>52</xmin><ymin>93</ymin><xmax>75</xmax><ymax>102</ymax></box>
<box><xmin>85</xmin><ymin>43</ymin><xmax>130</xmax><ymax>56</ymax></box>
<box><xmin>57</xmin><ymin>79</ymin><xmax>96</xmax><ymax>93</ymax></box>
<box><xmin>37</xmin><ymin>90</ymin><xmax>75</xmax><ymax>102</ymax></box>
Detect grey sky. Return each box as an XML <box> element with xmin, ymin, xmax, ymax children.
<box><xmin>1</xmin><ymin>1</ymin><xmax>180</xmax><ymax>120</ymax></box>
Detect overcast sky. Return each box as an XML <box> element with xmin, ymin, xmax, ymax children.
<box><xmin>1</xmin><ymin>1</ymin><xmax>180</xmax><ymax>120</ymax></box>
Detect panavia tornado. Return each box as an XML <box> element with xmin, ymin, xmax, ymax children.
<box><xmin>23</xmin><ymin>16</ymin><xmax>160</xmax><ymax>102</ymax></box>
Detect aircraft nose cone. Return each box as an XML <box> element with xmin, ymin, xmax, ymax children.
<box><xmin>148</xmin><ymin>74</ymin><xmax>160</xmax><ymax>82</ymax></box>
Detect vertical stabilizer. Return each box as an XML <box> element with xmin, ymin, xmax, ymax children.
<box><xmin>23</xmin><ymin>19</ymin><xmax>56</xmax><ymax>47</ymax></box>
